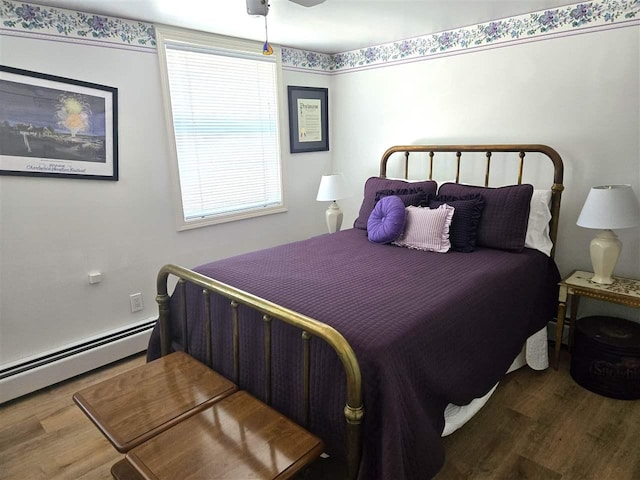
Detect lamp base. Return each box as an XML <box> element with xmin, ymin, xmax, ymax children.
<box><xmin>325</xmin><ymin>201</ymin><xmax>343</xmax><ymax>233</ymax></box>
<box><xmin>589</xmin><ymin>229</ymin><xmax>621</xmax><ymax>284</ymax></box>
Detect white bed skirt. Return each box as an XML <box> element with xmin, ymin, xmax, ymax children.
<box><xmin>442</xmin><ymin>327</ymin><xmax>548</xmax><ymax>436</ymax></box>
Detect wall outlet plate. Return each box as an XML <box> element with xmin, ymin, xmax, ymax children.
<box><xmin>130</xmin><ymin>293</ymin><xmax>144</xmax><ymax>312</ymax></box>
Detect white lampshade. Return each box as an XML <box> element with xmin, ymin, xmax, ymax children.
<box><xmin>316</xmin><ymin>173</ymin><xmax>350</xmax><ymax>202</ymax></box>
<box><xmin>316</xmin><ymin>173</ymin><xmax>350</xmax><ymax>233</ymax></box>
<box><xmin>576</xmin><ymin>184</ymin><xmax>640</xmax><ymax>284</ymax></box>
<box><xmin>577</xmin><ymin>184</ymin><xmax>640</xmax><ymax>229</ymax></box>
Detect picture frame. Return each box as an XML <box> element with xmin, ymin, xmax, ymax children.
<box><xmin>287</xmin><ymin>86</ymin><xmax>329</xmax><ymax>153</ymax></box>
<box><xmin>0</xmin><ymin>65</ymin><xmax>118</xmax><ymax>181</ymax></box>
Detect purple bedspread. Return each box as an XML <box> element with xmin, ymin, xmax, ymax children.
<box><xmin>147</xmin><ymin>228</ymin><xmax>559</xmax><ymax>479</ymax></box>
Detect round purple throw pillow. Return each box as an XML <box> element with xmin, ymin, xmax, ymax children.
<box><xmin>367</xmin><ymin>195</ymin><xmax>407</xmax><ymax>244</ymax></box>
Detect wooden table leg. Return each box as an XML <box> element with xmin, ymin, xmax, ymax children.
<box><xmin>555</xmin><ymin>301</ymin><xmax>566</xmax><ymax>369</ymax></box>
<box><xmin>568</xmin><ymin>294</ymin><xmax>580</xmax><ymax>351</ymax></box>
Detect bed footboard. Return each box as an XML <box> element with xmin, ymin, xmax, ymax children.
<box><xmin>155</xmin><ymin>263</ymin><xmax>364</xmax><ymax>480</ymax></box>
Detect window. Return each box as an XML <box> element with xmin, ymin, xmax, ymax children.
<box><xmin>156</xmin><ymin>27</ymin><xmax>286</xmax><ymax>229</ymax></box>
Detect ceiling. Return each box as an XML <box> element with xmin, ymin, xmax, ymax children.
<box><xmin>34</xmin><ymin>0</ymin><xmax>573</xmax><ymax>54</ymax></box>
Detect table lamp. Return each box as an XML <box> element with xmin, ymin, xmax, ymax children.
<box><xmin>576</xmin><ymin>184</ymin><xmax>640</xmax><ymax>284</ymax></box>
<box><xmin>316</xmin><ymin>173</ymin><xmax>350</xmax><ymax>233</ymax></box>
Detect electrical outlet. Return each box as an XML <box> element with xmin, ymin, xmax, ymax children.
<box><xmin>130</xmin><ymin>293</ymin><xmax>144</xmax><ymax>312</ymax></box>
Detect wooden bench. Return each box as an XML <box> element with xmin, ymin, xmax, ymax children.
<box><xmin>73</xmin><ymin>351</ymin><xmax>324</xmax><ymax>479</ymax></box>
<box><xmin>73</xmin><ymin>351</ymin><xmax>236</xmax><ymax>453</ymax></box>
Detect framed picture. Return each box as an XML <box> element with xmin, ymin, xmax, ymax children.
<box><xmin>0</xmin><ymin>65</ymin><xmax>118</xmax><ymax>181</ymax></box>
<box><xmin>287</xmin><ymin>86</ymin><xmax>329</xmax><ymax>153</ymax></box>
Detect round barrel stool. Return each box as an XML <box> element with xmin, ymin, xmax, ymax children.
<box><xmin>570</xmin><ymin>315</ymin><xmax>640</xmax><ymax>400</ymax></box>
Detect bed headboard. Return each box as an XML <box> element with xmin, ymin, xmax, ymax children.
<box><xmin>379</xmin><ymin>144</ymin><xmax>564</xmax><ymax>257</ymax></box>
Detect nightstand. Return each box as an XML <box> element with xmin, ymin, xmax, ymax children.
<box><xmin>554</xmin><ymin>270</ymin><xmax>640</xmax><ymax>369</ymax></box>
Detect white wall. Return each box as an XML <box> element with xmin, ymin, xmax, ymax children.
<box><xmin>332</xmin><ymin>27</ymin><xmax>640</xmax><ymax>320</ymax></box>
<box><xmin>0</xmin><ymin>34</ymin><xmax>333</xmax><ymax>367</ymax></box>
<box><xmin>1</xmin><ymin>11</ymin><xmax>638</xmax><ymax>375</ymax></box>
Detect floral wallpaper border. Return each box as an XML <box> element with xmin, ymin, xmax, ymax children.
<box><xmin>0</xmin><ymin>0</ymin><xmax>156</xmax><ymax>50</ymax></box>
<box><xmin>0</xmin><ymin>0</ymin><xmax>638</xmax><ymax>66</ymax></box>
<box><xmin>282</xmin><ymin>0</ymin><xmax>640</xmax><ymax>73</ymax></box>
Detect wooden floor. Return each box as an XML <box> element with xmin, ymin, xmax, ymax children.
<box><xmin>1</xmin><ymin>349</ymin><xmax>639</xmax><ymax>480</ymax></box>
<box><xmin>435</xmin><ymin>350</ymin><xmax>640</xmax><ymax>480</ymax></box>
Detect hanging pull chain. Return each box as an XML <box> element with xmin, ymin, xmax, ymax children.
<box><xmin>263</xmin><ymin>14</ymin><xmax>273</xmax><ymax>55</ymax></box>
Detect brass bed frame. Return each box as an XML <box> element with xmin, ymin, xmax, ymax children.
<box><xmin>155</xmin><ymin>144</ymin><xmax>565</xmax><ymax>480</ymax></box>
<box><xmin>380</xmin><ymin>144</ymin><xmax>564</xmax><ymax>257</ymax></box>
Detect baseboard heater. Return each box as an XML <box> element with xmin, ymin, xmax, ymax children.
<box><xmin>0</xmin><ymin>319</ymin><xmax>156</xmax><ymax>404</ymax></box>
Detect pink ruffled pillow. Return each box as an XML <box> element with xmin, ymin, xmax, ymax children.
<box><xmin>392</xmin><ymin>204</ymin><xmax>455</xmax><ymax>253</ymax></box>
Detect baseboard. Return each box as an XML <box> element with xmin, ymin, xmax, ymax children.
<box><xmin>0</xmin><ymin>319</ymin><xmax>156</xmax><ymax>404</ymax></box>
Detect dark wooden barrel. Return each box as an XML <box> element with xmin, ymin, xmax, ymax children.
<box><xmin>570</xmin><ymin>315</ymin><xmax>640</xmax><ymax>400</ymax></box>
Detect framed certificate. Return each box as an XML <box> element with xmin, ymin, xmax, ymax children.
<box><xmin>287</xmin><ymin>86</ymin><xmax>329</xmax><ymax>153</ymax></box>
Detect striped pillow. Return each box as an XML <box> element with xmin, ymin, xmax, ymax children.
<box><xmin>393</xmin><ymin>204</ymin><xmax>455</xmax><ymax>253</ymax></box>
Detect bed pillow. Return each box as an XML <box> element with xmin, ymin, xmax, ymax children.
<box><xmin>424</xmin><ymin>193</ymin><xmax>485</xmax><ymax>252</ymax></box>
<box><xmin>525</xmin><ymin>189</ymin><xmax>553</xmax><ymax>256</ymax></box>
<box><xmin>354</xmin><ymin>177</ymin><xmax>437</xmax><ymax>230</ymax></box>
<box><xmin>375</xmin><ymin>188</ymin><xmax>429</xmax><ymax>209</ymax></box>
<box><xmin>438</xmin><ymin>183</ymin><xmax>533</xmax><ymax>252</ymax></box>
<box><xmin>367</xmin><ymin>195</ymin><xmax>407</xmax><ymax>244</ymax></box>
<box><xmin>392</xmin><ymin>204</ymin><xmax>455</xmax><ymax>253</ymax></box>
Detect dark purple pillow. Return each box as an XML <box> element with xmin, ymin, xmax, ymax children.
<box><xmin>423</xmin><ymin>193</ymin><xmax>485</xmax><ymax>253</ymax></box>
<box><xmin>438</xmin><ymin>183</ymin><xmax>533</xmax><ymax>252</ymax></box>
<box><xmin>367</xmin><ymin>195</ymin><xmax>406</xmax><ymax>244</ymax></box>
<box><xmin>374</xmin><ymin>188</ymin><xmax>428</xmax><ymax>208</ymax></box>
<box><xmin>354</xmin><ymin>177</ymin><xmax>437</xmax><ymax>230</ymax></box>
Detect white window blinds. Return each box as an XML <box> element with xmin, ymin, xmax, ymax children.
<box><xmin>160</xmin><ymin>32</ymin><xmax>284</xmax><ymax>227</ymax></box>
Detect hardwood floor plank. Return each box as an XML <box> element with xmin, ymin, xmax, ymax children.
<box><xmin>40</xmin><ymin>404</ymin><xmax>87</xmax><ymax>434</ymax></box>
<box><xmin>0</xmin><ymin>415</ymin><xmax>45</xmax><ymax>451</ymax></box>
<box><xmin>493</xmin><ymin>454</ymin><xmax>562</xmax><ymax>480</ymax></box>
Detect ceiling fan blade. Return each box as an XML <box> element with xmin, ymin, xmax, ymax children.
<box><xmin>289</xmin><ymin>0</ymin><xmax>327</xmax><ymax>7</ymax></box>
